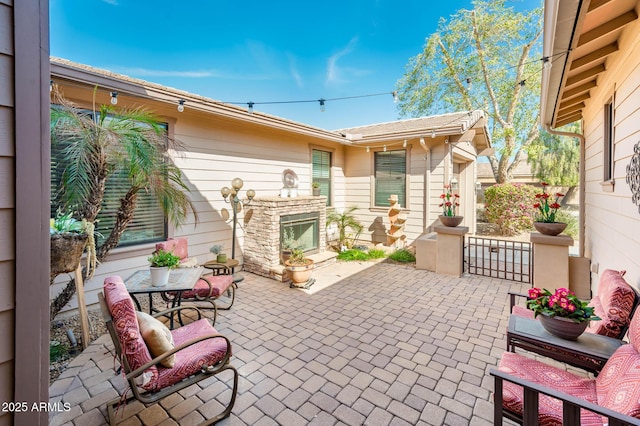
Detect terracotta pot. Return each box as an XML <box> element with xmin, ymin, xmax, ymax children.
<box><xmin>50</xmin><ymin>233</ymin><xmax>88</xmax><ymax>276</ymax></box>
<box><xmin>539</xmin><ymin>314</ymin><xmax>588</xmax><ymax>340</ymax></box>
<box><xmin>533</xmin><ymin>221</ymin><xmax>567</xmax><ymax>236</ymax></box>
<box><xmin>439</xmin><ymin>215</ymin><xmax>464</xmax><ymax>227</ymax></box>
<box><xmin>312</xmin><ymin>188</ymin><xmax>321</xmax><ymax>196</ymax></box>
<box><xmin>284</xmin><ymin>258</ymin><xmax>314</xmax><ymax>286</ymax></box>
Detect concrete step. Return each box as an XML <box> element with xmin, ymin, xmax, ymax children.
<box><xmin>271</xmin><ymin>250</ymin><xmax>338</xmax><ymax>282</ymax></box>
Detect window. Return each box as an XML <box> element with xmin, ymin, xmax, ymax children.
<box><xmin>603</xmin><ymin>98</ymin><xmax>614</xmax><ymax>182</ymax></box>
<box><xmin>312</xmin><ymin>149</ymin><xmax>331</xmax><ymax>206</ymax></box>
<box><xmin>51</xmin><ymin>112</ymin><xmax>167</xmax><ymax>248</ymax></box>
<box><xmin>374</xmin><ymin>149</ymin><xmax>406</xmax><ymax>207</ymax></box>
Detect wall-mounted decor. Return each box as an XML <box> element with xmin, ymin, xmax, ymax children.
<box><xmin>626</xmin><ymin>141</ymin><xmax>640</xmax><ymax>214</ymax></box>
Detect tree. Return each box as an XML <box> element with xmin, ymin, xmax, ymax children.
<box><xmin>326</xmin><ymin>206</ymin><xmax>364</xmax><ymax>250</ymax></box>
<box><xmin>526</xmin><ymin>122</ymin><xmax>580</xmax><ymax>187</ymax></box>
<box><xmin>50</xmin><ymin>94</ymin><xmax>197</xmax><ymax>318</ymax></box>
<box><xmin>397</xmin><ymin>0</ymin><xmax>543</xmax><ymax>183</ymax></box>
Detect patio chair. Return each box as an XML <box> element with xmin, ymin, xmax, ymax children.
<box><xmin>99</xmin><ymin>275</ymin><xmax>238</xmax><ymax>425</ymax></box>
<box><xmin>509</xmin><ymin>269</ymin><xmax>639</xmax><ymax>339</ymax></box>
<box><xmin>155</xmin><ymin>238</ymin><xmax>238</xmax><ymax>316</ymax></box>
<box><xmin>491</xmin><ymin>309</ymin><xmax>640</xmax><ymax>425</ymax></box>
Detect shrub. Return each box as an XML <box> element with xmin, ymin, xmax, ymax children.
<box><xmin>367</xmin><ymin>249</ymin><xmax>387</xmax><ymax>259</ymax></box>
<box><xmin>484</xmin><ymin>183</ymin><xmax>537</xmax><ymax>236</ymax></box>
<box><xmin>388</xmin><ymin>249</ymin><xmax>416</xmax><ymax>263</ymax></box>
<box><xmin>554</xmin><ymin>210</ymin><xmax>579</xmax><ymax>239</ymax></box>
<box><xmin>337</xmin><ymin>249</ymin><xmax>370</xmax><ymax>261</ymax></box>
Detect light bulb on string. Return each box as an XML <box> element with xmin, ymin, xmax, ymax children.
<box><xmin>177</xmin><ymin>99</ymin><xmax>185</xmax><ymax>112</ymax></box>
<box><xmin>247</xmin><ymin>102</ymin><xmax>254</xmax><ymax>114</ymax></box>
<box><xmin>392</xmin><ymin>91</ymin><xmax>399</xmax><ymax>103</ymax></box>
<box><xmin>403</xmin><ymin>139</ymin><xmax>407</xmax><ymax>148</ymax></box>
<box><xmin>319</xmin><ymin>99</ymin><xmax>326</xmax><ymax>112</ymax></box>
<box><xmin>431</xmin><ymin>129</ymin><xmax>436</xmax><ymax>138</ymax></box>
<box><xmin>543</xmin><ymin>57</ymin><xmax>552</xmax><ymax>70</ymax></box>
<box><xmin>383</xmin><ymin>145</ymin><xmax>387</xmax><ymax>152</ymax></box>
<box><xmin>110</xmin><ymin>91</ymin><xmax>118</xmax><ymax>105</ymax></box>
<box><xmin>366</xmin><ymin>146</ymin><xmax>370</xmax><ymax>153</ymax></box>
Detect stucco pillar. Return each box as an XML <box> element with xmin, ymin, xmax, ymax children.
<box><xmin>435</xmin><ymin>225</ymin><xmax>469</xmax><ymax>277</ymax></box>
<box><xmin>530</xmin><ymin>233</ymin><xmax>574</xmax><ymax>291</ymax></box>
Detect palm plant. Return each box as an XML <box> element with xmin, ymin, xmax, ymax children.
<box><xmin>50</xmin><ymin>95</ymin><xmax>196</xmax><ymax>318</ymax></box>
<box><xmin>326</xmin><ymin>206</ymin><xmax>363</xmax><ymax>250</ymax></box>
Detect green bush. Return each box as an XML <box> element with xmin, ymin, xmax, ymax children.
<box><xmin>554</xmin><ymin>210</ymin><xmax>579</xmax><ymax>239</ymax></box>
<box><xmin>484</xmin><ymin>183</ymin><xmax>537</xmax><ymax>236</ymax></box>
<box><xmin>388</xmin><ymin>249</ymin><xmax>416</xmax><ymax>263</ymax></box>
<box><xmin>336</xmin><ymin>248</ymin><xmax>389</xmax><ymax>261</ymax></box>
<box><xmin>367</xmin><ymin>249</ymin><xmax>387</xmax><ymax>259</ymax></box>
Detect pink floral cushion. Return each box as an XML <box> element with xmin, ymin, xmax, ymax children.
<box><xmin>595</xmin><ymin>345</ymin><xmax>640</xmax><ymax>418</ymax></box>
<box><xmin>179</xmin><ymin>275</ymin><xmax>233</xmax><ymax>300</ymax></box>
<box><xmin>150</xmin><ymin>318</ymin><xmax>229</xmax><ymax>391</ymax></box>
<box><xmin>103</xmin><ymin>276</ymin><xmax>158</xmax><ymax>390</ymax></box>
<box><xmin>585</xmin><ymin>269</ymin><xmax>636</xmax><ymax>338</ymax></box>
<box><xmin>498</xmin><ymin>352</ymin><xmax>602</xmax><ymax>425</ymax></box>
<box><xmin>155</xmin><ymin>238</ymin><xmax>189</xmax><ymax>262</ymax></box>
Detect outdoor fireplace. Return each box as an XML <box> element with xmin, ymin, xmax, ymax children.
<box><xmin>281</xmin><ymin>212</ymin><xmax>320</xmax><ymax>255</ymax></box>
<box><xmin>243</xmin><ymin>196</ymin><xmax>326</xmax><ymax>280</ymax></box>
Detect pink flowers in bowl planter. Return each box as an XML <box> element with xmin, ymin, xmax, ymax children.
<box><xmin>526</xmin><ymin>287</ymin><xmax>600</xmax><ymax>324</ymax></box>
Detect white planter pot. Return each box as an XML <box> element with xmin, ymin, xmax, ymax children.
<box><xmin>150</xmin><ymin>266</ymin><xmax>170</xmax><ymax>287</ymax></box>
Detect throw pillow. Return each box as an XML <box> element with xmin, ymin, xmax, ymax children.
<box><xmin>136</xmin><ymin>311</ymin><xmax>176</xmax><ymax>368</ymax></box>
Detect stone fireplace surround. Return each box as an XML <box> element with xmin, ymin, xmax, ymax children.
<box><xmin>243</xmin><ymin>196</ymin><xmax>327</xmax><ymax>280</ymax></box>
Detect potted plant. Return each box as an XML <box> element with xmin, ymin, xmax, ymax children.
<box><xmin>280</xmin><ymin>226</ymin><xmax>297</xmax><ymax>264</ymax></box>
<box><xmin>312</xmin><ymin>182</ymin><xmax>321</xmax><ymax>196</ymax></box>
<box><xmin>438</xmin><ymin>184</ymin><xmax>463</xmax><ymax>227</ymax></box>
<box><xmin>284</xmin><ymin>248</ymin><xmax>314</xmax><ymax>287</ymax></box>
<box><xmin>209</xmin><ymin>244</ymin><xmax>227</xmax><ymax>263</ymax></box>
<box><xmin>148</xmin><ymin>249</ymin><xmax>181</xmax><ymax>286</ymax></box>
<box><xmin>50</xmin><ymin>209</ymin><xmax>97</xmax><ymax>281</ymax></box>
<box><xmin>526</xmin><ymin>287</ymin><xmax>601</xmax><ymax>340</ymax></box>
<box><xmin>533</xmin><ymin>182</ymin><xmax>566</xmax><ymax>236</ymax></box>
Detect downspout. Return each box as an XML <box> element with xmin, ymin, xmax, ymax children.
<box><xmin>542</xmin><ymin>123</ymin><xmax>586</xmax><ymax>258</ymax></box>
<box><xmin>419</xmin><ymin>138</ymin><xmax>431</xmax><ymax>232</ymax></box>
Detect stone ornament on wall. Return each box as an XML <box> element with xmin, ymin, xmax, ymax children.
<box><xmin>626</xmin><ymin>141</ymin><xmax>640</xmax><ymax>214</ymax></box>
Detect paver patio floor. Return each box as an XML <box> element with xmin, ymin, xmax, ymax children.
<box><xmin>49</xmin><ymin>261</ymin><xmax>533</xmax><ymax>426</ymax></box>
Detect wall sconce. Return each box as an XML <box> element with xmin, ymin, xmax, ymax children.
<box><xmin>220</xmin><ymin>178</ymin><xmax>255</xmax><ymax>261</ymax></box>
<box><xmin>450</xmin><ymin>177</ymin><xmax>459</xmax><ymax>191</ymax></box>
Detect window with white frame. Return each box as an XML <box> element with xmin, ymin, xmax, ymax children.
<box><xmin>374</xmin><ymin>149</ymin><xmax>406</xmax><ymax>207</ymax></box>
<box><xmin>312</xmin><ymin>149</ymin><xmax>331</xmax><ymax>206</ymax></box>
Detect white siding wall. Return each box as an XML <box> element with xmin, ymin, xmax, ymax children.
<box><xmin>581</xmin><ymin>17</ymin><xmax>640</xmax><ymax>289</ymax></box>
<box><xmin>52</xmin><ymin>113</ymin><xmax>346</xmax><ymax>313</ymax></box>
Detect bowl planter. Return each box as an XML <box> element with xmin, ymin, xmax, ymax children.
<box><xmin>533</xmin><ymin>221</ymin><xmax>567</xmax><ymax>236</ymax></box>
<box><xmin>284</xmin><ymin>258</ymin><xmax>314</xmax><ymax>287</ymax></box>
<box><xmin>50</xmin><ymin>233</ymin><xmax>89</xmax><ymax>277</ymax></box>
<box><xmin>539</xmin><ymin>314</ymin><xmax>588</xmax><ymax>340</ymax></box>
<box><xmin>439</xmin><ymin>215</ymin><xmax>464</xmax><ymax>227</ymax></box>
<box><xmin>149</xmin><ymin>266</ymin><xmax>171</xmax><ymax>287</ymax></box>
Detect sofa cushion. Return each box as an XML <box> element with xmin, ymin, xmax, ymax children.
<box><xmin>512</xmin><ymin>305</ymin><xmax>534</xmax><ymax>319</ymax></box>
<box><xmin>103</xmin><ymin>276</ymin><xmax>158</xmax><ymax>389</ymax></box>
<box><xmin>595</xmin><ymin>344</ymin><xmax>640</xmax><ymax>418</ymax></box>
<box><xmin>136</xmin><ymin>311</ymin><xmax>175</xmax><ymax>368</ymax></box>
<box><xmin>498</xmin><ymin>352</ymin><xmax>601</xmax><ymax>425</ymax></box>
<box><xmin>179</xmin><ymin>275</ymin><xmax>233</xmax><ymax>300</ymax></box>
<box><xmin>151</xmin><ymin>318</ymin><xmax>229</xmax><ymax>391</ymax></box>
<box><xmin>585</xmin><ymin>269</ymin><xmax>636</xmax><ymax>338</ymax></box>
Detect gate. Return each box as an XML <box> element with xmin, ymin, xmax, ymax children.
<box><xmin>466</xmin><ymin>236</ymin><xmax>532</xmax><ymax>283</ymax></box>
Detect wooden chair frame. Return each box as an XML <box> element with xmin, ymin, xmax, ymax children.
<box><xmin>98</xmin><ymin>293</ymin><xmax>238</xmax><ymax>425</ymax></box>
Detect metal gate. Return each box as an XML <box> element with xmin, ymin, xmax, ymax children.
<box><xmin>466</xmin><ymin>236</ymin><xmax>532</xmax><ymax>283</ymax></box>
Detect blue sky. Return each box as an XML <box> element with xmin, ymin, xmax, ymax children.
<box><xmin>50</xmin><ymin>0</ymin><xmax>539</xmax><ymax>130</ymax></box>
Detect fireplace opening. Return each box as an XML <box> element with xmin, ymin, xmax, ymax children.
<box><xmin>281</xmin><ymin>212</ymin><xmax>320</xmax><ymax>255</ymax></box>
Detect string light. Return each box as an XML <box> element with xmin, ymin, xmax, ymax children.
<box><xmin>383</xmin><ymin>145</ymin><xmax>387</xmax><ymax>152</ymax></box>
<box><xmin>420</xmin><ymin>138</ymin><xmax>425</xmax><ymax>146</ymax></box>
<box><xmin>110</xmin><ymin>91</ymin><xmax>118</xmax><ymax>105</ymax></box>
<box><xmin>431</xmin><ymin>129</ymin><xmax>436</xmax><ymax>138</ymax></box>
<box><xmin>542</xmin><ymin>56</ymin><xmax>552</xmax><ymax>70</ymax></box>
<box><xmin>392</xmin><ymin>91</ymin><xmax>399</xmax><ymax>103</ymax></box>
<box><xmin>177</xmin><ymin>99</ymin><xmax>185</xmax><ymax>112</ymax></box>
<box><xmin>247</xmin><ymin>102</ymin><xmax>254</xmax><ymax>114</ymax></box>
<box><xmin>319</xmin><ymin>98</ymin><xmax>326</xmax><ymax>112</ymax></box>
<box><xmin>403</xmin><ymin>139</ymin><xmax>407</xmax><ymax>148</ymax></box>
<box><xmin>366</xmin><ymin>146</ymin><xmax>370</xmax><ymax>152</ymax></box>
